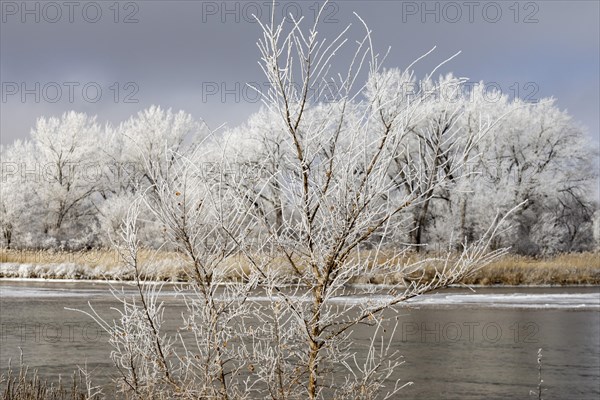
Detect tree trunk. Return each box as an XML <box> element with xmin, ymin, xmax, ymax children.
<box><xmin>414</xmin><ymin>200</ymin><xmax>431</xmax><ymax>252</ymax></box>
<box><xmin>307</xmin><ymin>284</ymin><xmax>323</xmax><ymax>399</ymax></box>
<box><xmin>3</xmin><ymin>225</ymin><xmax>12</xmax><ymax>249</ymax></box>
<box><xmin>460</xmin><ymin>195</ymin><xmax>468</xmax><ymax>243</ymax></box>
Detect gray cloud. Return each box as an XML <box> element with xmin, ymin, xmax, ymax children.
<box><xmin>1</xmin><ymin>0</ymin><xmax>598</xmax><ymax>145</ymax></box>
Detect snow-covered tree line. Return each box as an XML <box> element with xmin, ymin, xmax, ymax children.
<box><xmin>0</xmin><ymin>86</ymin><xmax>597</xmax><ymax>256</ymax></box>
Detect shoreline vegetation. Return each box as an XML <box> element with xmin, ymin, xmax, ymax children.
<box><xmin>1</xmin><ymin>249</ymin><xmax>598</xmax><ymax>286</ymax></box>
<box><xmin>1</xmin><ymin>361</ymin><xmax>93</xmax><ymax>400</ymax></box>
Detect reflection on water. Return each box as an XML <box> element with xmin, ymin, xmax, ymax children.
<box><xmin>1</xmin><ymin>281</ymin><xmax>598</xmax><ymax>399</ymax></box>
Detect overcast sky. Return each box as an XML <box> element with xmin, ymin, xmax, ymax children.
<box><xmin>1</xmin><ymin>0</ymin><xmax>598</xmax><ymax>146</ymax></box>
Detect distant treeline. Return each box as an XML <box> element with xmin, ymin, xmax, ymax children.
<box><xmin>1</xmin><ymin>78</ymin><xmax>598</xmax><ymax>256</ymax></box>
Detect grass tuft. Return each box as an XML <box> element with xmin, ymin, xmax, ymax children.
<box><xmin>1</xmin><ymin>360</ymin><xmax>93</xmax><ymax>400</ymax></box>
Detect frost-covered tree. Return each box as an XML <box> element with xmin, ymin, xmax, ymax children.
<box><xmin>5</xmin><ymin>111</ymin><xmax>106</xmax><ymax>248</ymax></box>
<box><xmin>0</xmin><ymin>140</ymin><xmax>39</xmax><ymax>248</ymax></box>
<box><xmin>119</xmin><ymin>105</ymin><xmax>207</xmax><ymax>188</ymax></box>
<box><xmin>593</xmin><ymin>210</ymin><xmax>600</xmax><ymax>251</ymax></box>
<box><xmin>246</xmin><ymin>9</ymin><xmax>514</xmax><ymax>398</ymax></box>
<box><xmin>75</xmin><ymin>6</ymin><xmax>523</xmax><ymax>399</ymax></box>
<box><xmin>215</xmin><ymin>107</ymin><xmax>290</xmax><ymax>237</ymax></box>
<box><xmin>380</xmin><ymin>72</ymin><xmax>491</xmax><ymax>250</ymax></box>
<box><xmin>384</xmin><ymin>82</ymin><xmax>599</xmax><ymax>256</ymax></box>
<box><xmin>460</xmin><ymin>98</ymin><xmax>597</xmax><ymax>255</ymax></box>
<box><xmin>418</xmin><ymin>83</ymin><xmax>515</xmax><ymax>251</ymax></box>
<box><xmin>94</xmin><ymin>106</ymin><xmax>209</xmax><ymax>248</ymax></box>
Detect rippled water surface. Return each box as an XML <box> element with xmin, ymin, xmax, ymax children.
<box><xmin>1</xmin><ymin>281</ymin><xmax>598</xmax><ymax>399</ymax></box>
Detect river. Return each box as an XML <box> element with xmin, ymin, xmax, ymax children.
<box><xmin>1</xmin><ymin>281</ymin><xmax>598</xmax><ymax>399</ymax></box>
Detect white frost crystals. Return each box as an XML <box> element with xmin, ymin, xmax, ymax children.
<box><xmin>0</xmin><ymin>2</ymin><xmax>597</xmax><ymax>399</ymax></box>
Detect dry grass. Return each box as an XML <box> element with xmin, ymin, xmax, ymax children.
<box><xmin>349</xmin><ymin>251</ymin><xmax>600</xmax><ymax>286</ymax></box>
<box><xmin>0</xmin><ymin>248</ymin><xmax>189</xmax><ymax>281</ymax></box>
<box><xmin>1</xmin><ymin>361</ymin><xmax>92</xmax><ymax>400</ymax></box>
<box><xmin>465</xmin><ymin>252</ymin><xmax>600</xmax><ymax>285</ymax></box>
<box><xmin>1</xmin><ymin>248</ymin><xmax>598</xmax><ymax>285</ymax></box>
<box><xmin>0</xmin><ymin>248</ymin><xmax>178</xmax><ymax>270</ymax></box>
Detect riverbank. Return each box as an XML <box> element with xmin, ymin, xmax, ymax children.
<box><xmin>1</xmin><ymin>249</ymin><xmax>598</xmax><ymax>285</ymax></box>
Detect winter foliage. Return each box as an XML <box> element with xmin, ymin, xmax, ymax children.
<box><xmin>1</xmin><ymin>97</ymin><xmax>595</xmax><ymax>255</ymax></box>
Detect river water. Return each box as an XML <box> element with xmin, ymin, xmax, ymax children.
<box><xmin>1</xmin><ymin>281</ymin><xmax>598</xmax><ymax>399</ymax></box>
